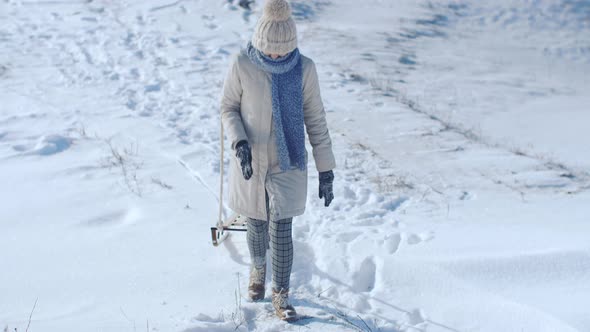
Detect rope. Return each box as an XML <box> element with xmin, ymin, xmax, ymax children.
<box><xmin>218</xmin><ymin>117</ymin><xmax>225</xmax><ymax>229</ymax></box>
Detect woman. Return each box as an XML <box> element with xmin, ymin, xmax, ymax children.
<box><xmin>220</xmin><ymin>0</ymin><xmax>336</xmax><ymax>322</ymax></box>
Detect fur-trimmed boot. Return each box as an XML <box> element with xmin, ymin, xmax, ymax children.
<box><xmin>248</xmin><ymin>264</ymin><xmax>266</xmax><ymax>301</ymax></box>
<box><xmin>271</xmin><ymin>288</ymin><xmax>298</xmax><ymax>322</ymax></box>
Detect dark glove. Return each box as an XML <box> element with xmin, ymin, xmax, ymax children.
<box><xmin>319</xmin><ymin>170</ymin><xmax>334</xmax><ymax>207</ymax></box>
<box><xmin>235</xmin><ymin>140</ymin><xmax>253</xmax><ymax>180</ymax></box>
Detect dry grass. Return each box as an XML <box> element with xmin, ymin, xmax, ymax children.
<box><xmin>102</xmin><ymin>138</ymin><xmax>144</xmax><ymax>196</ymax></box>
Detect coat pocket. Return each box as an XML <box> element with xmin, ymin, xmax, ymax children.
<box><xmin>265</xmin><ymin>168</ymin><xmax>308</xmax><ymax>220</ymax></box>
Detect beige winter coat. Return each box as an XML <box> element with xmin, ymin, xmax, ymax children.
<box><xmin>220</xmin><ymin>52</ymin><xmax>336</xmax><ymax>221</ymax></box>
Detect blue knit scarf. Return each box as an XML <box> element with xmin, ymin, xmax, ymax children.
<box><xmin>245</xmin><ymin>42</ymin><xmax>305</xmax><ymax>171</ymax></box>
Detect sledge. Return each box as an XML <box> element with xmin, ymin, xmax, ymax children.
<box><xmin>210</xmin><ymin>213</ymin><xmax>247</xmax><ymax>246</ymax></box>
<box><xmin>212</xmin><ymin>116</ymin><xmax>248</xmax><ymax>246</ymax></box>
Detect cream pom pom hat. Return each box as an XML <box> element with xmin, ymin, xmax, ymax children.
<box><xmin>251</xmin><ymin>0</ymin><xmax>298</xmax><ymax>55</ymax></box>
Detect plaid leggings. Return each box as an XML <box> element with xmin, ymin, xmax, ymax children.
<box><xmin>247</xmin><ymin>217</ymin><xmax>293</xmax><ymax>291</ymax></box>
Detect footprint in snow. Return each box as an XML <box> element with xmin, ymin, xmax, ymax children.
<box><xmin>406</xmin><ymin>232</ymin><xmax>435</xmax><ymax>245</ymax></box>
<box><xmin>381</xmin><ymin>196</ymin><xmax>408</xmax><ymax>212</ymax></box>
<box><xmin>385</xmin><ymin>233</ymin><xmax>402</xmax><ymax>254</ymax></box>
<box><xmin>342</xmin><ymin>185</ymin><xmax>357</xmax><ymax>201</ymax></box>
<box><xmin>352</xmin><ymin>257</ymin><xmax>376</xmax><ymax>293</ymax></box>
<box><xmin>407</xmin><ymin>234</ymin><xmax>422</xmax><ymax>245</ymax></box>
<box><xmin>353</xmin><ymin>295</ymin><xmax>372</xmax><ymax>312</ymax></box>
<box><xmin>293</xmin><ymin>223</ymin><xmax>310</xmax><ymax>239</ymax></box>
<box><xmin>30</xmin><ymin>135</ymin><xmax>72</xmax><ymax>156</ymax></box>
<box><xmin>406</xmin><ymin>308</ymin><xmax>428</xmax><ymax>329</ymax></box>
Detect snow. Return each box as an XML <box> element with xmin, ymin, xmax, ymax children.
<box><xmin>1</xmin><ymin>0</ymin><xmax>590</xmax><ymax>331</ymax></box>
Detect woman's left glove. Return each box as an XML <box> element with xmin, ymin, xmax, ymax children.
<box><xmin>319</xmin><ymin>170</ymin><xmax>334</xmax><ymax>207</ymax></box>
<box><xmin>235</xmin><ymin>140</ymin><xmax>253</xmax><ymax>180</ymax></box>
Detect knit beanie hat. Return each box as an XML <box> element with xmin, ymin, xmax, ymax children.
<box><xmin>251</xmin><ymin>0</ymin><xmax>297</xmax><ymax>55</ymax></box>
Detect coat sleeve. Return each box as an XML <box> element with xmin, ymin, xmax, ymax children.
<box><xmin>303</xmin><ymin>59</ymin><xmax>336</xmax><ymax>172</ymax></box>
<box><xmin>220</xmin><ymin>55</ymin><xmax>248</xmax><ymax>150</ymax></box>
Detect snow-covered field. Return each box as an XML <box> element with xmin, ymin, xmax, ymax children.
<box><xmin>1</xmin><ymin>0</ymin><xmax>589</xmax><ymax>331</ymax></box>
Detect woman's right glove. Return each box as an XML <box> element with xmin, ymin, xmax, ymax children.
<box><xmin>235</xmin><ymin>140</ymin><xmax>253</xmax><ymax>180</ymax></box>
<box><xmin>319</xmin><ymin>170</ymin><xmax>334</xmax><ymax>207</ymax></box>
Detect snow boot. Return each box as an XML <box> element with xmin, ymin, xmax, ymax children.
<box><xmin>271</xmin><ymin>288</ymin><xmax>298</xmax><ymax>322</ymax></box>
<box><xmin>248</xmin><ymin>264</ymin><xmax>266</xmax><ymax>301</ymax></box>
